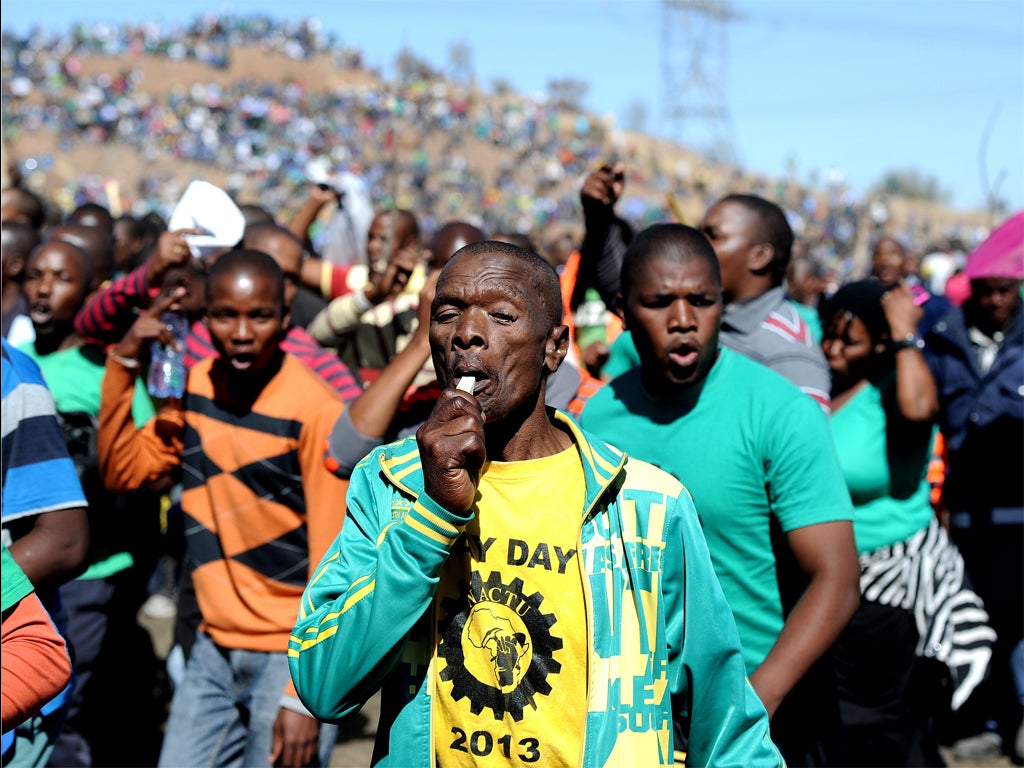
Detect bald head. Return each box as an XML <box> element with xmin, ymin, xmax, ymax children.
<box><xmin>243</xmin><ymin>223</ymin><xmax>303</xmax><ymax>262</ymax></box>
<box><xmin>1</xmin><ymin>187</ymin><xmax>46</xmax><ymax>229</ymax></box>
<box><xmin>242</xmin><ymin>223</ymin><xmax>303</xmax><ymax>302</ymax></box>
<box><xmin>28</xmin><ymin>238</ymin><xmax>95</xmax><ymax>287</ymax></box>
<box><xmin>2</xmin><ymin>220</ymin><xmax>41</xmax><ymax>280</ymax></box>
<box><xmin>50</xmin><ymin>224</ymin><xmax>112</xmax><ymax>287</ymax></box>
<box><xmin>206</xmin><ymin>249</ymin><xmax>285</xmax><ymax>308</ymax></box>
<box><xmin>431</xmin><ymin>221</ymin><xmax>486</xmax><ymax>270</ymax></box>
<box><xmin>366</xmin><ymin>209</ymin><xmax>421</xmax><ymax>271</ymax></box>
<box><xmin>371</xmin><ymin>210</ymin><xmax>419</xmax><ymax>244</ymax></box>
<box><xmin>444</xmin><ymin>240</ymin><xmax>563</xmax><ymax>327</ymax></box>
<box><xmin>68</xmin><ymin>203</ymin><xmax>114</xmax><ymax>236</ymax></box>
<box><xmin>239</xmin><ymin>203</ymin><xmax>276</xmax><ymax>231</ymax></box>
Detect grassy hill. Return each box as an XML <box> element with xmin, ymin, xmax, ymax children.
<box><xmin>1</xmin><ymin>42</ymin><xmax>990</xmax><ymax>258</ymax></box>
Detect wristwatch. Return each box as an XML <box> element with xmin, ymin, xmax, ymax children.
<box><xmin>892</xmin><ymin>333</ymin><xmax>925</xmax><ymax>351</ymax></box>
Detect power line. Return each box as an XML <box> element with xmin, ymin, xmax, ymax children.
<box><xmin>660</xmin><ymin>0</ymin><xmax>739</xmax><ymax>165</ymax></box>
<box><xmin>738</xmin><ymin>3</ymin><xmax>1023</xmax><ymax>49</ymax></box>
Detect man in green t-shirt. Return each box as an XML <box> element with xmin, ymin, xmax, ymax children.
<box><xmin>579</xmin><ymin>223</ymin><xmax>860</xmax><ymax>767</ymax></box>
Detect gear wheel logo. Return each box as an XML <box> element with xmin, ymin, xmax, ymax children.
<box><xmin>438</xmin><ymin>571</ymin><xmax>562</xmax><ymax>721</ymax></box>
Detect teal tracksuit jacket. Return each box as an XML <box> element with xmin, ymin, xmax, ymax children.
<box><xmin>289</xmin><ymin>411</ymin><xmax>783</xmax><ymax>767</ymax></box>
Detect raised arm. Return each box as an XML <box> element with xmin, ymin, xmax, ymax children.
<box><xmin>73</xmin><ymin>263</ymin><xmax>150</xmax><ymax>346</ymax></box>
<box><xmin>577</xmin><ymin>162</ymin><xmax>633</xmax><ymax>309</ymax></box>
<box><xmin>289</xmin><ymin>446</ymin><xmax>475</xmax><ymax>721</ymax></box>
<box><xmin>882</xmin><ymin>281</ymin><xmax>938</xmax><ymax>422</ymax></box>
<box><xmin>291</xmin><ymin>376</ymin><xmax>484</xmax><ymax>719</ymax></box>
<box><xmin>98</xmin><ymin>289</ymin><xmax>186</xmax><ymax>492</ymax></box>
<box><xmin>74</xmin><ymin>228</ymin><xmax>203</xmax><ymax>347</ymax></box>
<box><xmin>306</xmin><ymin>244</ymin><xmax>422</xmax><ymax>346</ymax></box>
<box><xmin>287</xmin><ymin>184</ymin><xmax>339</xmax><ymax>252</ymax></box>
<box><xmin>299</xmin><ymin>256</ymin><xmax>357</xmax><ymax>300</ymax></box>
<box><xmin>325</xmin><ymin>271</ymin><xmax>437</xmax><ymax>478</ymax></box>
<box><xmin>306</xmin><ymin>293</ymin><xmax>365</xmax><ymax>347</ymax></box>
<box><xmin>280</xmin><ymin>325</ymin><xmax>363</xmax><ymax>404</ymax></box>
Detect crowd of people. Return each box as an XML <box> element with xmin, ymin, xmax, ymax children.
<box><xmin>2</xmin><ymin>15</ymin><xmax>991</xmax><ymax>278</ymax></box>
<box><xmin>1</xmin><ymin>13</ymin><xmax>1022</xmax><ymax>768</ymax></box>
<box><xmin>1</xmin><ymin>14</ymin><xmax>613</xmax><ymax>244</ymax></box>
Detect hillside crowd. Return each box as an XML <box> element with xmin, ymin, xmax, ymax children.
<box><xmin>2</xmin><ymin>16</ymin><xmax>989</xmax><ymax>276</ymax></box>
<box><xmin>2</xmin><ymin>13</ymin><xmax>1022</xmax><ymax>768</ymax></box>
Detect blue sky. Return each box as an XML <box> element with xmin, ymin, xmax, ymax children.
<box><xmin>3</xmin><ymin>0</ymin><xmax>1022</xmax><ymax>212</ymax></box>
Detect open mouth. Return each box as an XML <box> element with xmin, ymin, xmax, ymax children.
<box><xmin>667</xmin><ymin>344</ymin><xmax>698</xmax><ymax>369</ymax></box>
<box><xmin>29</xmin><ymin>303</ymin><xmax>53</xmax><ymax>324</ymax></box>
<box><xmin>453</xmin><ymin>368</ymin><xmax>488</xmax><ymax>395</ymax></box>
<box><xmin>229</xmin><ymin>353</ymin><xmax>254</xmax><ymax>371</ymax></box>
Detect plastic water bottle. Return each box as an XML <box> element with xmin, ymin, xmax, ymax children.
<box><xmin>147</xmin><ymin>312</ymin><xmax>188</xmax><ymax>399</ymax></box>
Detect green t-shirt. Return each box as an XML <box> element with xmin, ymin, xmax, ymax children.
<box><xmin>601</xmin><ymin>330</ymin><xmax>640</xmax><ymax>381</ymax></box>
<box><xmin>2</xmin><ymin>544</ymin><xmax>35</xmax><ymax>613</ymax></box>
<box><xmin>16</xmin><ymin>343</ymin><xmax>155</xmax><ymax>423</ymax></box>
<box><xmin>827</xmin><ymin>381</ymin><xmax>935</xmax><ymax>554</ymax></box>
<box><xmin>16</xmin><ymin>343</ymin><xmax>157</xmax><ymax>579</ymax></box>
<box><xmin>579</xmin><ymin>347</ymin><xmax>853</xmax><ymax>673</ymax></box>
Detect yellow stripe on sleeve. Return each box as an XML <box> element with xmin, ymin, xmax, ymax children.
<box><xmin>296</xmin><ymin>622</ymin><xmax>340</xmax><ymax>651</ymax></box>
<box><xmin>405</xmin><ymin>515</ymin><xmax>458</xmax><ymax>546</ymax></box>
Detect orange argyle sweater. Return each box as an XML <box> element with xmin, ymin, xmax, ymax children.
<box><xmin>99</xmin><ymin>353</ymin><xmax>348</xmax><ymax>654</ymax></box>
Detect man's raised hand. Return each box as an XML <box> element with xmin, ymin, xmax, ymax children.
<box><xmin>416</xmin><ymin>384</ymin><xmax>486</xmax><ymax>514</ymax></box>
<box><xmin>111</xmin><ymin>286</ymin><xmax>187</xmax><ymax>362</ymax></box>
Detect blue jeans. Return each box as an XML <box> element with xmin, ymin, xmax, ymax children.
<box><xmin>157</xmin><ymin>632</ymin><xmax>337</xmax><ymax>767</ymax></box>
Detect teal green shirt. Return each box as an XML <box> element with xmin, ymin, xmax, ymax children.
<box><xmin>2</xmin><ymin>544</ymin><xmax>35</xmax><ymax>613</ymax></box>
<box><xmin>16</xmin><ymin>343</ymin><xmax>157</xmax><ymax>579</ymax></box>
<box><xmin>16</xmin><ymin>344</ymin><xmax>155</xmax><ymax>424</ymax></box>
<box><xmin>828</xmin><ymin>381</ymin><xmax>935</xmax><ymax>554</ymax></box>
<box><xmin>580</xmin><ymin>347</ymin><xmax>854</xmax><ymax>673</ymax></box>
<box><xmin>601</xmin><ymin>330</ymin><xmax>640</xmax><ymax>381</ymax></box>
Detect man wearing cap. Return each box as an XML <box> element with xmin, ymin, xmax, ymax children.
<box><xmin>925</xmin><ymin>211</ymin><xmax>1024</xmax><ymax>762</ymax></box>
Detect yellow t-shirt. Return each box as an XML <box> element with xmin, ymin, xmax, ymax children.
<box><xmin>433</xmin><ymin>447</ymin><xmax>588</xmax><ymax>767</ymax></box>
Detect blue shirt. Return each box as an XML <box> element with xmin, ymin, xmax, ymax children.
<box><xmin>1</xmin><ymin>339</ymin><xmax>87</xmax><ymax>530</ymax></box>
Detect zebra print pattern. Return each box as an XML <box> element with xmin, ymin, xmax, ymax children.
<box><xmin>859</xmin><ymin>516</ymin><xmax>996</xmax><ymax>710</ymax></box>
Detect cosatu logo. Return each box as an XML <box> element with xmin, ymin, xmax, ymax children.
<box><xmin>437</xmin><ymin>571</ymin><xmax>562</xmax><ymax>721</ymax></box>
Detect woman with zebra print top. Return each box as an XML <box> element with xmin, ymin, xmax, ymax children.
<box><xmin>820</xmin><ymin>279</ymin><xmax>994</xmax><ymax>767</ymax></box>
